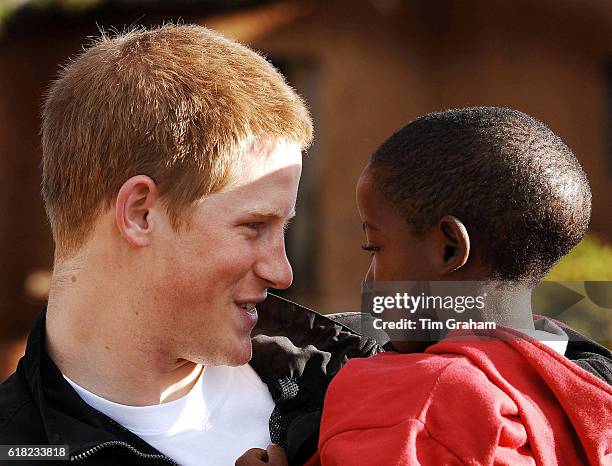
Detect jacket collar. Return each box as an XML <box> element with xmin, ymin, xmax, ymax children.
<box><xmin>21</xmin><ymin>308</ymin><xmax>163</xmax><ymax>457</ymax></box>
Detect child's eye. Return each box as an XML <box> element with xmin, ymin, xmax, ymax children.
<box><xmin>361</xmin><ymin>244</ymin><xmax>380</xmax><ymax>253</ymax></box>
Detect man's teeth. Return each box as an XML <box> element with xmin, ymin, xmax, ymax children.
<box><xmin>240</xmin><ymin>304</ymin><xmax>256</xmax><ymax>310</ymax></box>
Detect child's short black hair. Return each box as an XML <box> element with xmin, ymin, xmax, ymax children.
<box><xmin>368</xmin><ymin>107</ymin><xmax>591</xmax><ymax>281</ymax></box>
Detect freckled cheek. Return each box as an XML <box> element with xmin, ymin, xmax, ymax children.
<box><xmin>183</xmin><ymin>254</ymin><xmax>256</xmax><ymax>298</ymax></box>
<box><xmin>159</xmin><ymin>232</ymin><xmax>258</xmax><ymax>298</ymax></box>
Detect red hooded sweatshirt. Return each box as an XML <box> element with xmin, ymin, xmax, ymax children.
<box><xmin>307</xmin><ymin>328</ymin><xmax>612</xmax><ymax>465</ymax></box>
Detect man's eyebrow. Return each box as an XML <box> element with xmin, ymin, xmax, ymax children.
<box><xmin>247</xmin><ymin>208</ymin><xmax>296</xmax><ymax>220</ymax></box>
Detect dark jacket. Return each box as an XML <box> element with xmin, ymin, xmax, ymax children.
<box><xmin>1</xmin><ymin>296</ymin><xmax>610</xmax><ymax>465</ymax></box>
<box><xmin>0</xmin><ymin>295</ymin><xmax>386</xmax><ymax>465</ymax></box>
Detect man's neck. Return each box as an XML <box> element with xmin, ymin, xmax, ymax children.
<box><xmin>45</xmin><ymin>265</ymin><xmax>202</xmax><ymax>406</ymax></box>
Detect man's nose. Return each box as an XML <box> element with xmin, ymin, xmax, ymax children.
<box><xmin>255</xmin><ymin>235</ymin><xmax>293</xmax><ymax>290</ymax></box>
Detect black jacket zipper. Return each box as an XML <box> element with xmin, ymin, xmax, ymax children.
<box><xmin>70</xmin><ymin>440</ymin><xmax>177</xmax><ymax>464</ymax></box>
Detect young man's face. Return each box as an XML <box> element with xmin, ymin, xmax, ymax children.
<box><xmin>151</xmin><ymin>140</ymin><xmax>302</xmax><ymax>366</ymax></box>
<box><xmin>356</xmin><ymin>169</ymin><xmax>439</xmax><ymax>283</ymax></box>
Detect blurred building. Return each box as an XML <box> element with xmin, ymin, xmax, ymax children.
<box><xmin>1</xmin><ymin>0</ymin><xmax>612</xmax><ymax>378</ymax></box>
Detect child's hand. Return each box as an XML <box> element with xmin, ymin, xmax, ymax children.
<box><xmin>235</xmin><ymin>444</ymin><xmax>289</xmax><ymax>466</ymax></box>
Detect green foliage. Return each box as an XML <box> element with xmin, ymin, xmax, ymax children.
<box><xmin>0</xmin><ymin>0</ymin><xmax>100</xmax><ymax>33</ymax></box>
<box><xmin>545</xmin><ymin>234</ymin><xmax>612</xmax><ymax>281</ymax></box>
<box><xmin>0</xmin><ymin>2</ymin><xmax>19</xmax><ymax>33</ymax></box>
<box><xmin>30</xmin><ymin>0</ymin><xmax>101</xmax><ymax>11</ymax></box>
<box><xmin>539</xmin><ymin>234</ymin><xmax>612</xmax><ymax>348</ymax></box>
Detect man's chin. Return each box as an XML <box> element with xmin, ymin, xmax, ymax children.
<box><xmin>223</xmin><ymin>337</ymin><xmax>253</xmax><ymax>366</ymax></box>
<box><xmin>189</xmin><ymin>332</ymin><xmax>253</xmax><ymax>366</ymax></box>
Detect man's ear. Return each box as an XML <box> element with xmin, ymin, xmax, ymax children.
<box><xmin>115</xmin><ymin>175</ymin><xmax>159</xmax><ymax>248</ymax></box>
<box><xmin>435</xmin><ymin>215</ymin><xmax>470</xmax><ymax>275</ymax></box>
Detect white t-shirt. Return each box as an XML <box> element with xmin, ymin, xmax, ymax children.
<box><xmin>518</xmin><ymin>318</ymin><xmax>569</xmax><ymax>355</ymax></box>
<box><xmin>64</xmin><ymin>364</ymin><xmax>275</xmax><ymax>466</ymax></box>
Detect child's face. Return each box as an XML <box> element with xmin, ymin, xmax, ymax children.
<box><xmin>356</xmin><ymin>169</ymin><xmax>440</xmax><ymax>282</ymax></box>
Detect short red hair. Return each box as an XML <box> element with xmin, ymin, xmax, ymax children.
<box><xmin>42</xmin><ymin>24</ymin><xmax>313</xmax><ymax>256</ymax></box>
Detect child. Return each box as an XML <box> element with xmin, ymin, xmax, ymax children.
<box><xmin>238</xmin><ymin>107</ymin><xmax>612</xmax><ymax>466</ymax></box>
<box><xmin>310</xmin><ymin>107</ymin><xmax>612</xmax><ymax>465</ymax></box>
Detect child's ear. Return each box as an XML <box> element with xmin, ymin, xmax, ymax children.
<box><xmin>435</xmin><ymin>215</ymin><xmax>470</xmax><ymax>275</ymax></box>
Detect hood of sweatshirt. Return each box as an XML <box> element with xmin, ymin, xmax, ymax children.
<box><xmin>315</xmin><ymin>322</ymin><xmax>611</xmax><ymax>466</ymax></box>
<box><xmin>426</xmin><ymin>326</ymin><xmax>612</xmax><ymax>465</ymax></box>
